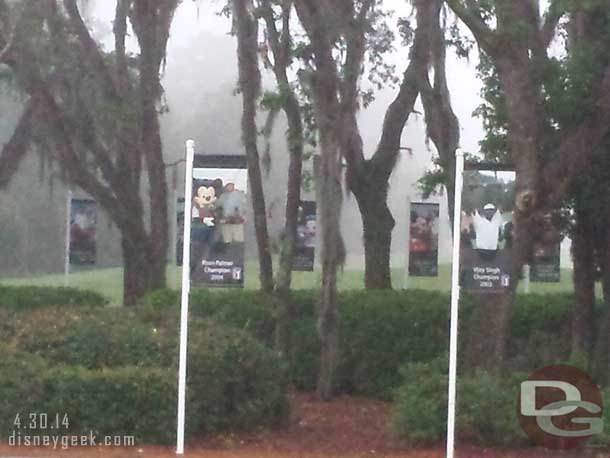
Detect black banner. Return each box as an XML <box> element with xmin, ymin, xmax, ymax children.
<box><xmin>408</xmin><ymin>202</ymin><xmax>439</xmax><ymax>277</ymax></box>
<box><xmin>531</xmin><ymin>241</ymin><xmax>561</xmax><ymax>283</ymax></box>
<box><xmin>460</xmin><ymin>169</ymin><xmax>515</xmax><ymax>293</ymax></box>
<box><xmin>190</xmin><ymin>156</ymin><xmax>248</xmax><ymax>287</ymax></box>
<box><xmin>69</xmin><ymin>199</ymin><xmax>97</xmax><ymax>265</ymax></box>
<box><xmin>293</xmin><ymin>201</ymin><xmax>317</xmax><ymax>271</ymax></box>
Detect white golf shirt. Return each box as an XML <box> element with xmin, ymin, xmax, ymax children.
<box><xmin>471</xmin><ymin>210</ymin><xmax>503</xmax><ymax>250</ymax></box>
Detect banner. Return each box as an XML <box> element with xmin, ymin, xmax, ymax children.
<box><xmin>531</xmin><ymin>241</ymin><xmax>561</xmax><ymax>283</ymax></box>
<box><xmin>460</xmin><ymin>169</ymin><xmax>515</xmax><ymax>293</ymax></box>
<box><xmin>293</xmin><ymin>201</ymin><xmax>317</xmax><ymax>271</ymax></box>
<box><xmin>69</xmin><ymin>199</ymin><xmax>97</xmax><ymax>265</ymax></box>
<box><xmin>190</xmin><ymin>156</ymin><xmax>248</xmax><ymax>287</ymax></box>
<box><xmin>408</xmin><ymin>202</ymin><xmax>439</xmax><ymax>277</ymax></box>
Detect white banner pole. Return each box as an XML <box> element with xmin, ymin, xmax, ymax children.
<box><xmin>64</xmin><ymin>190</ymin><xmax>72</xmax><ymax>287</ymax></box>
<box><xmin>403</xmin><ymin>195</ymin><xmax>411</xmax><ymax>289</ymax></box>
<box><xmin>446</xmin><ymin>149</ymin><xmax>464</xmax><ymax>458</ymax></box>
<box><xmin>176</xmin><ymin>140</ymin><xmax>195</xmax><ymax>455</ymax></box>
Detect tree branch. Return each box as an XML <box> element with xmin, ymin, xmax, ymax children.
<box><xmin>114</xmin><ymin>0</ymin><xmax>131</xmax><ymax>96</ymax></box>
<box><xmin>541</xmin><ymin>0</ymin><xmax>565</xmax><ymax>49</ymax></box>
<box><xmin>445</xmin><ymin>0</ymin><xmax>499</xmax><ymax>55</ymax></box>
<box><xmin>368</xmin><ymin>0</ymin><xmax>431</xmax><ymax>179</ymax></box>
<box><xmin>63</xmin><ymin>0</ymin><xmax>120</xmax><ymax>101</ymax></box>
<box><xmin>0</xmin><ymin>95</ymin><xmax>37</xmax><ymax>189</ymax></box>
<box><xmin>544</xmin><ymin>65</ymin><xmax>610</xmax><ymax>207</ymax></box>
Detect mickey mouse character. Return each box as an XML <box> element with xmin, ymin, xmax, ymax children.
<box><xmin>192</xmin><ymin>179</ymin><xmax>223</xmax><ymax>243</ymax></box>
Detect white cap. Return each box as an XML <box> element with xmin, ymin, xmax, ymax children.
<box><xmin>483</xmin><ymin>203</ymin><xmax>496</xmax><ymax>210</ymax></box>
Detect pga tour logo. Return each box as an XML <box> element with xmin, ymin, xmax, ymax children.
<box><xmin>518</xmin><ymin>365</ymin><xmax>604</xmax><ymax>449</ymax></box>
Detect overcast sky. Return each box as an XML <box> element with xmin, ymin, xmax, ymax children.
<box><xmin>92</xmin><ymin>0</ymin><xmax>486</xmax><ymax>156</ymax></box>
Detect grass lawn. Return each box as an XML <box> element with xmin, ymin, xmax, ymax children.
<box><xmin>1</xmin><ymin>264</ymin><xmax>576</xmax><ymax>305</ymax></box>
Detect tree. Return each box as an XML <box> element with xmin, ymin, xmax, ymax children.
<box><xmin>233</xmin><ymin>0</ymin><xmax>274</xmax><ymax>293</ymax></box>
<box><xmin>416</xmin><ymin>0</ymin><xmax>461</xmax><ymax>224</ymax></box>
<box><xmin>291</xmin><ymin>0</ymin><xmax>443</xmax><ymax>397</ymax></box>
<box><xmin>255</xmin><ymin>0</ymin><xmax>308</xmax><ymax>363</ymax></box>
<box><xmin>449</xmin><ymin>0</ymin><xmax>610</xmax><ymax>370</ymax></box>
<box><xmin>0</xmin><ymin>0</ymin><xmax>179</xmax><ymax>305</ymax></box>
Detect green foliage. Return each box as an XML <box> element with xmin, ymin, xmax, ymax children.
<box><xmin>142</xmin><ymin>288</ymin><xmax>585</xmax><ymax>398</ymax></box>
<box><xmin>0</xmin><ymin>285</ymin><xmax>107</xmax><ymax>310</ymax></box>
<box><xmin>0</xmin><ymin>345</ymin><xmax>49</xmax><ymax>436</ymax></box>
<box><xmin>0</xmin><ymin>315</ymin><xmax>288</xmax><ymax>444</ymax></box>
<box><xmin>43</xmin><ymin>365</ymin><xmax>177</xmax><ymax>444</ymax></box>
<box><xmin>391</xmin><ymin>357</ymin><xmax>448</xmax><ymax>445</ymax></box>
<box><xmin>457</xmin><ymin>371</ymin><xmax>527</xmax><ymax>446</ymax></box>
<box><xmin>392</xmin><ymin>360</ymin><xmax>527</xmax><ymax>446</ymax></box>
<box><xmin>186</xmin><ymin>320</ymin><xmax>289</xmax><ymax>434</ymax></box>
<box><xmin>8</xmin><ymin>308</ymin><xmax>172</xmax><ymax>369</ymax></box>
<box><xmin>337</xmin><ymin>290</ymin><xmax>451</xmax><ymax>399</ymax></box>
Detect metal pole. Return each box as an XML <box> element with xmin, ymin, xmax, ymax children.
<box><xmin>446</xmin><ymin>149</ymin><xmax>465</xmax><ymax>458</ymax></box>
<box><xmin>64</xmin><ymin>190</ymin><xmax>72</xmax><ymax>287</ymax></box>
<box><xmin>176</xmin><ymin>140</ymin><xmax>195</xmax><ymax>455</ymax></box>
<box><xmin>403</xmin><ymin>195</ymin><xmax>411</xmax><ymax>289</ymax></box>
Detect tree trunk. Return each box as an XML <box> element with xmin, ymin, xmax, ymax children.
<box><xmin>353</xmin><ymin>184</ymin><xmax>394</xmax><ymax>289</ymax></box>
<box><xmin>134</xmin><ymin>2</ymin><xmax>170</xmax><ymax>297</ymax></box>
<box><xmin>234</xmin><ymin>0</ymin><xmax>274</xmax><ymax>293</ymax></box>
<box><xmin>465</xmin><ymin>57</ymin><xmax>542</xmax><ymax>373</ymax></box>
<box><xmin>592</xmin><ymin>207</ymin><xmax>610</xmax><ymax>384</ymax></box>
<box><xmin>276</xmin><ymin>95</ymin><xmax>304</xmax><ymax>293</ymax></box>
<box><xmin>140</xmin><ymin>88</ymin><xmax>169</xmax><ymax>294</ymax></box>
<box><xmin>571</xmin><ymin>213</ymin><xmax>596</xmax><ymax>357</ymax></box>
<box><xmin>315</xmin><ymin>103</ymin><xmax>344</xmax><ymax>401</ymax></box>
<box><xmin>121</xmin><ymin>235</ymin><xmax>154</xmax><ymax>306</ymax></box>
<box><xmin>317</xmin><ymin>163</ymin><xmax>343</xmax><ymax>400</ymax></box>
<box><xmin>274</xmin><ymin>95</ymin><xmax>304</xmax><ymax>361</ymax></box>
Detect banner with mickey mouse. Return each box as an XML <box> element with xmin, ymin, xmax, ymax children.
<box><xmin>190</xmin><ymin>156</ymin><xmax>248</xmax><ymax>287</ymax></box>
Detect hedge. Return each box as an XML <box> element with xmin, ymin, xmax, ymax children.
<box><xmin>8</xmin><ymin>307</ymin><xmax>174</xmax><ymax>369</ymax></box>
<box><xmin>0</xmin><ymin>285</ymin><xmax>107</xmax><ymax>310</ymax></box>
<box><xmin>0</xmin><ymin>320</ymin><xmax>288</xmax><ymax>444</ymax></box>
<box><xmin>142</xmin><ymin>288</ymin><xmax>583</xmax><ymax>399</ymax></box>
<box><xmin>2</xmin><ymin>286</ymin><xmax>584</xmax><ymax>400</ymax></box>
<box><xmin>391</xmin><ymin>358</ymin><xmax>610</xmax><ymax>448</ymax></box>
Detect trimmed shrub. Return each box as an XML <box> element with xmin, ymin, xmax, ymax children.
<box><xmin>338</xmin><ymin>290</ymin><xmax>452</xmax><ymax>399</ymax></box>
<box><xmin>10</xmin><ymin>308</ymin><xmax>171</xmax><ymax>369</ymax></box>
<box><xmin>457</xmin><ymin>371</ymin><xmax>528</xmax><ymax>446</ymax></box>
<box><xmin>43</xmin><ymin>365</ymin><xmax>177</xmax><ymax>444</ymax></box>
<box><xmin>391</xmin><ymin>358</ymin><xmax>448</xmax><ymax>445</ymax></box>
<box><xmin>392</xmin><ymin>359</ymin><xmax>528</xmax><ymax>446</ymax></box>
<box><xmin>186</xmin><ymin>319</ymin><xmax>289</xmax><ymax>434</ymax></box>
<box><xmin>0</xmin><ymin>321</ymin><xmax>288</xmax><ymax>444</ymax></box>
<box><xmin>0</xmin><ymin>345</ymin><xmax>48</xmax><ymax>436</ymax></box>
<box><xmin>139</xmin><ymin>289</ymin><xmax>586</xmax><ymax>399</ymax></box>
<box><xmin>0</xmin><ymin>285</ymin><xmax>107</xmax><ymax>310</ymax></box>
